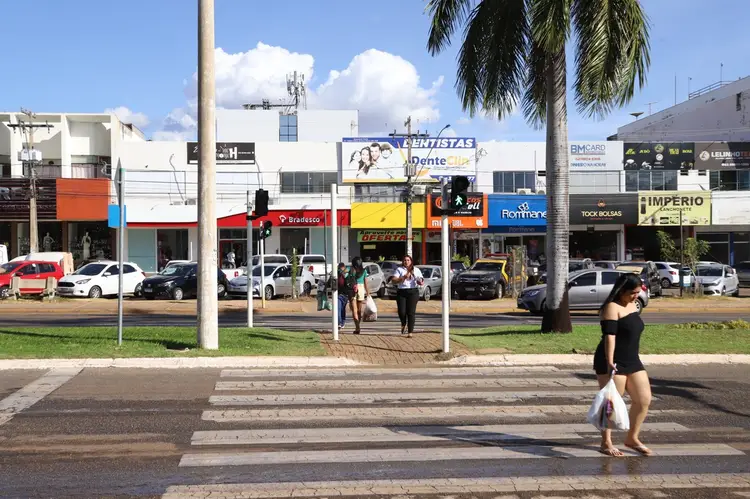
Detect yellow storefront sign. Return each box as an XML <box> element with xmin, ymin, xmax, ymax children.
<box><xmin>350</xmin><ymin>202</ymin><xmax>426</xmax><ymax>229</ymax></box>
<box><xmin>637</xmin><ymin>191</ymin><xmax>711</xmax><ymax>226</ymax></box>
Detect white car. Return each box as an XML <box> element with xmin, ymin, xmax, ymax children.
<box><xmin>57</xmin><ymin>261</ymin><xmax>146</xmax><ymax>298</ymax></box>
<box><xmin>695</xmin><ymin>264</ymin><xmax>740</xmax><ymax>297</ymax></box>
<box><xmin>229</xmin><ymin>264</ymin><xmax>316</xmax><ymax>300</ymax></box>
<box><xmin>655</xmin><ymin>261</ymin><xmax>680</xmax><ymax>288</ymax></box>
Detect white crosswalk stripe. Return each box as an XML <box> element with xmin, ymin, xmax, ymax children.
<box><xmin>165</xmin><ymin>367</ymin><xmax>750</xmax><ymax>498</ymax></box>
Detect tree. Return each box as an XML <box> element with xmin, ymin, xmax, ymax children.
<box><xmin>291</xmin><ymin>248</ymin><xmax>299</xmax><ymax>299</ymax></box>
<box><xmin>656</xmin><ymin>230</ymin><xmax>711</xmax><ymax>287</ymax></box>
<box><xmin>426</xmin><ymin>0</ymin><xmax>650</xmax><ymax>332</ymax></box>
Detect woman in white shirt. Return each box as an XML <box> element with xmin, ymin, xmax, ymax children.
<box><xmin>390</xmin><ymin>254</ymin><xmax>423</xmax><ymax>337</ymax></box>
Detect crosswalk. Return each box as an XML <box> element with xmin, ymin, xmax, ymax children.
<box><xmin>163</xmin><ymin>366</ymin><xmax>750</xmax><ymax>498</ymax></box>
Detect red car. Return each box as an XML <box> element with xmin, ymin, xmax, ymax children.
<box><xmin>0</xmin><ymin>260</ymin><xmax>65</xmax><ymax>298</ymax></box>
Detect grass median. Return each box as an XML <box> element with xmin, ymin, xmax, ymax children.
<box><xmin>0</xmin><ymin>327</ymin><xmax>325</xmax><ymax>359</ymax></box>
<box><xmin>451</xmin><ymin>323</ymin><xmax>750</xmax><ymax>355</ymax></box>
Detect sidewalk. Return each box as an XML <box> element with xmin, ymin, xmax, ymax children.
<box><xmin>1</xmin><ymin>294</ymin><xmax>748</xmax><ymax>315</ymax></box>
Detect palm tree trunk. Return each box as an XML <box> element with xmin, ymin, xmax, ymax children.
<box><xmin>541</xmin><ymin>48</ymin><xmax>573</xmax><ymax>333</ymax></box>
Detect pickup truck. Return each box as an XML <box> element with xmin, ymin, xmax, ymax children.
<box><xmin>297</xmin><ymin>254</ymin><xmax>331</xmax><ymax>281</ymax></box>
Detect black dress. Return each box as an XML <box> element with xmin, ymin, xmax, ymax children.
<box><xmin>593</xmin><ymin>312</ymin><xmax>645</xmax><ymax>375</ymax></box>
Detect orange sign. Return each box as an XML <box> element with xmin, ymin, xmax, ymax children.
<box><xmin>427</xmin><ymin>193</ymin><xmax>487</xmax><ymax>229</ymax></box>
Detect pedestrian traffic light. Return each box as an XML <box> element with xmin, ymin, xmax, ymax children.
<box><xmin>254</xmin><ymin>189</ymin><xmax>269</xmax><ymax>217</ymax></box>
<box><xmin>259</xmin><ymin>221</ymin><xmax>273</xmax><ymax>240</ymax></box>
<box><xmin>449</xmin><ymin>176</ymin><xmax>470</xmax><ymax>211</ymax></box>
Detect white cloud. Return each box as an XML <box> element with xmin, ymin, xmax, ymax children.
<box><xmin>456</xmin><ymin>117</ymin><xmax>471</xmax><ymax>125</ymax></box>
<box><xmin>107</xmin><ymin>106</ymin><xmax>150</xmax><ymax>128</ymax></box>
<box><xmin>442</xmin><ymin>127</ymin><xmax>457</xmax><ymax>138</ymax></box>
<box><xmin>153</xmin><ymin>43</ymin><xmax>443</xmax><ymax>140</ymax></box>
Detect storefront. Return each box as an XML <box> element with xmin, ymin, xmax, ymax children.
<box><xmin>626</xmin><ymin>191</ymin><xmax>710</xmax><ymax>262</ymax></box>
<box><xmin>696</xmin><ymin>192</ymin><xmax>750</xmax><ymax>265</ymax></box>
<box><xmin>570</xmin><ymin>193</ymin><xmax>636</xmax><ymax>261</ymax></box>
<box><xmin>484</xmin><ymin>194</ymin><xmax>547</xmax><ymax>262</ymax></box>
<box><xmin>425</xmin><ymin>193</ymin><xmax>487</xmax><ymax>263</ymax></box>
<box><xmin>350</xmin><ymin>202</ymin><xmax>426</xmax><ymax>263</ymax></box>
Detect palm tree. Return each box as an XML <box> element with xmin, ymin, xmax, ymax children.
<box><xmin>427</xmin><ymin>0</ymin><xmax>650</xmax><ymax>332</ymax></box>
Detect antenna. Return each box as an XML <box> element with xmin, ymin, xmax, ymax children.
<box><xmin>242</xmin><ymin>72</ymin><xmax>307</xmax><ymax>112</ymax></box>
<box><xmin>646</xmin><ymin>101</ymin><xmax>658</xmax><ymax>115</ymax></box>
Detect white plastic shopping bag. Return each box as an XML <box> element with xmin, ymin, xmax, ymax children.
<box><xmin>587</xmin><ymin>373</ymin><xmax>630</xmax><ymax>431</ymax></box>
<box><xmin>362</xmin><ymin>295</ymin><xmax>378</xmax><ymax>322</ymax></box>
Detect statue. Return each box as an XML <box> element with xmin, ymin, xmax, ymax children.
<box><xmin>82</xmin><ymin>232</ymin><xmax>92</xmax><ymax>260</ymax></box>
<box><xmin>43</xmin><ymin>232</ymin><xmax>54</xmax><ymax>252</ymax></box>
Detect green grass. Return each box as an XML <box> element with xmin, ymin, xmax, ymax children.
<box><xmin>0</xmin><ymin>327</ymin><xmax>325</xmax><ymax>359</ymax></box>
<box><xmin>452</xmin><ymin>324</ymin><xmax>750</xmax><ymax>355</ymax></box>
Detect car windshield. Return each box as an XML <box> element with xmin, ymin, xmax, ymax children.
<box><xmin>451</xmin><ymin>262</ymin><xmax>465</xmax><ymax>270</ymax></box>
<box><xmin>697</xmin><ymin>267</ymin><xmax>723</xmax><ymax>277</ymax></box>
<box><xmin>74</xmin><ymin>263</ymin><xmax>107</xmax><ymax>276</ymax></box>
<box><xmin>0</xmin><ymin>262</ymin><xmax>21</xmax><ymax>274</ymax></box>
<box><xmin>380</xmin><ymin>262</ymin><xmax>399</xmax><ymax>270</ymax></box>
<box><xmin>160</xmin><ymin>265</ymin><xmax>193</xmax><ymax>276</ymax></box>
<box><xmin>419</xmin><ymin>268</ymin><xmax>433</xmax><ymax>278</ymax></box>
<box><xmin>569</xmin><ymin>261</ymin><xmax>588</xmax><ymax>272</ymax></box>
<box><xmin>252</xmin><ymin>265</ymin><xmax>278</xmax><ymax>277</ymax></box>
<box><xmin>471</xmin><ymin>262</ymin><xmax>503</xmax><ymax>271</ymax></box>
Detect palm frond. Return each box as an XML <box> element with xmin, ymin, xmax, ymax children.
<box><xmin>426</xmin><ymin>0</ymin><xmax>476</xmax><ymax>55</ymax></box>
<box><xmin>522</xmin><ymin>40</ymin><xmax>548</xmax><ymax>129</ymax></box>
<box><xmin>529</xmin><ymin>0</ymin><xmax>572</xmax><ymax>55</ymax></box>
<box><xmin>455</xmin><ymin>0</ymin><xmax>529</xmax><ymax>118</ymax></box>
<box><xmin>572</xmin><ymin>0</ymin><xmax>651</xmax><ymax>119</ymax></box>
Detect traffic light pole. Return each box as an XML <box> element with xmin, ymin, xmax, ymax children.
<box><xmin>331</xmin><ymin>183</ymin><xmax>339</xmax><ymax>342</ymax></box>
<box><xmin>441</xmin><ymin>177</ymin><xmax>450</xmax><ymax>354</ymax></box>
<box><xmin>246</xmin><ymin>191</ymin><xmax>253</xmax><ymax>328</ymax></box>
<box><xmin>260</xmin><ymin>221</ymin><xmax>266</xmax><ymax>309</ymax></box>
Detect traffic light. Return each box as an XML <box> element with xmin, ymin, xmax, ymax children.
<box><xmin>449</xmin><ymin>176</ymin><xmax>470</xmax><ymax>211</ymax></box>
<box><xmin>254</xmin><ymin>189</ymin><xmax>269</xmax><ymax>217</ymax></box>
<box><xmin>259</xmin><ymin>221</ymin><xmax>273</xmax><ymax>240</ymax></box>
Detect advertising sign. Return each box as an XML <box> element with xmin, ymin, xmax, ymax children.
<box><xmin>427</xmin><ymin>193</ymin><xmax>487</xmax><ymax>229</ymax></box>
<box><xmin>341</xmin><ymin>137</ymin><xmax>476</xmax><ymax>183</ymax></box>
<box><xmin>695</xmin><ymin>142</ymin><xmax>750</xmax><ymax>169</ymax></box>
<box><xmin>711</xmin><ymin>192</ymin><xmax>750</xmax><ymax>225</ymax></box>
<box><xmin>623</xmin><ymin>142</ymin><xmax>695</xmax><ymax>171</ymax></box>
<box><xmin>569</xmin><ymin>142</ymin><xmax>621</xmax><ymax>169</ymax></box>
<box><xmin>638</xmin><ymin>191</ymin><xmax>711</xmax><ymax>226</ymax></box>
<box><xmin>218</xmin><ymin>209</ymin><xmax>351</xmax><ymax>228</ymax></box>
<box><xmin>357</xmin><ymin>230</ymin><xmax>422</xmax><ymax>243</ymax></box>
<box><xmin>570</xmin><ymin>194</ymin><xmax>638</xmax><ymax>225</ymax></box>
<box><xmin>0</xmin><ymin>179</ymin><xmax>57</xmax><ymax>221</ymax></box>
<box><xmin>488</xmin><ymin>194</ymin><xmax>547</xmax><ymax>227</ymax></box>
<box><xmin>187</xmin><ymin>142</ymin><xmax>256</xmax><ymax>164</ymax></box>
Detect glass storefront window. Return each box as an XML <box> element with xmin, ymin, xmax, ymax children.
<box><xmin>219</xmin><ymin>228</ymin><xmax>259</xmax><ymax>268</ymax></box>
<box><xmin>571</xmin><ymin>230</ymin><xmax>618</xmax><ymax>260</ymax></box>
<box><xmin>157</xmin><ymin>229</ymin><xmax>189</xmax><ymax>271</ymax></box>
<box><xmin>38</xmin><ymin>222</ymin><xmax>63</xmax><ymax>253</ymax></box>
<box><xmin>0</xmin><ymin>223</ymin><xmax>10</xmax><ymax>256</ymax></box>
<box><xmin>68</xmin><ymin>222</ymin><xmax>112</xmax><ymax>264</ymax></box>
<box><xmin>280</xmin><ymin>228</ymin><xmax>309</xmax><ymax>257</ymax></box>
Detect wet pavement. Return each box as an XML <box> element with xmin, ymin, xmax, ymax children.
<box><xmin>1</xmin><ymin>364</ymin><xmax>749</xmax><ymax>497</ymax></box>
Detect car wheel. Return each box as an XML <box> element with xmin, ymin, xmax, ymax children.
<box><xmin>0</xmin><ymin>286</ymin><xmax>9</xmax><ymax>299</ymax></box>
<box><xmin>377</xmin><ymin>285</ymin><xmax>386</xmax><ymax>299</ymax></box>
<box><xmin>303</xmin><ymin>281</ymin><xmax>312</xmax><ymax>296</ymax></box>
<box><xmin>423</xmin><ymin>286</ymin><xmax>431</xmax><ymax>301</ymax></box>
<box><xmin>88</xmin><ymin>286</ymin><xmax>102</xmax><ymax>299</ymax></box>
<box><xmin>217</xmin><ymin>283</ymin><xmax>226</xmax><ymax>298</ymax></box>
<box><xmin>264</xmin><ymin>285</ymin><xmax>274</xmax><ymax>301</ymax></box>
<box><xmin>732</xmin><ymin>286</ymin><xmax>741</xmax><ymax>297</ymax></box>
<box><xmin>172</xmin><ymin>287</ymin><xmax>184</xmax><ymax>301</ymax></box>
<box><xmin>661</xmin><ymin>278</ymin><xmax>671</xmax><ymax>289</ymax></box>
<box><xmin>720</xmin><ymin>287</ymin><xmax>726</xmax><ymax>297</ymax></box>
<box><xmin>145</xmin><ymin>295</ymin><xmax>155</xmax><ymax>300</ymax></box>
<box><xmin>635</xmin><ymin>298</ymin><xmax>644</xmax><ymax>314</ymax></box>
<box><xmin>133</xmin><ymin>283</ymin><xmax>143</xmax><ymax>298</ymax></box>
<box><xmin>494</xmin><ymin>282</ymin><xmax>504</xmax><ymax>299</ymax></box>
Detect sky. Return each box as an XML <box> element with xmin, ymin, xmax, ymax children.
<box><xmin>2</xmin><ymin>0</ymin><xmax>748</xmax><ymax>143</ymax></box>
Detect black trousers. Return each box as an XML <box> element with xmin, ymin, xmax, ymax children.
<box><xmin>396</xmin><ymin>288</ymin><xmax>419</xmax><ymax>334</ymax></box>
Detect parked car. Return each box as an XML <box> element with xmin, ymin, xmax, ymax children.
<box><xmin>736</xmin><ymin>261</ymin><xmax>750</xmax><ymax>287</ymax></box>
<box><xmin>384</xmin><ymin>264</ymin><xmax>444</xmax><ymax>301</ymax></box>
<box><xmin>362</xmin><ymin>262</ymin><xmax>386</xmax><ymax>297</ymax></box>
<box><xmin>517</xmin><ymin>269</ymin><xmax>649</xmax><ymax>315</ymax></box>
<box><xmin>233</xmin><ymin>263</ymin><xmax>316</xmax><ymax>300</ymax></box>
<box><xmin>538</xmin><ymin>258</ymin><xmax>595</xmax><ymax>284</ymax></box>
<box><xmin>243</xmin><ymin>254</ymin><xmax>290</xmax><ymax>270</ymax></box>
<box><xmin>57</xmin><ymin>261</ymin><xmax>146</xmax><ymax>299</ymax></box>
<box><xmin>594</xmin><ymin>260</ymin><xmax>621</xmax><ymax>270</ymax></box>
<box><xmin>298</xmin><ymin>254</ymin><xmax>330</xmax><ymax>280</ymax></box>
<box><xmin>428</xmin><ymin>260</ymin><xmax>468</xmax><ymax>279</ymax></box>
<box><xmin>616</xmin><ymin>261</ymin><xmax>662</xmax><ymax>297</ymax></box>
<box><xmin>695</xmin><ymin>264</ymin><xmax>740</xmax><ymax>297</ymax></box>
<box><xmin>378</xmin><ymin>260</ymin><xmax>403</xmax><ymax>284</ymax></box>
<box><xmin>452</xmin><ymin>257</ymin><xmax>519</xmax><ymax>299</ymax></box>
<box><xmin>141</xmin><ymin>263</ymin><xmax>228</xmax><ymax>300</ymax></box>
<box><xmin>11</xmin><ymin>252</ymin><xmax>74</xmax><ymax>275</ymax></box>
<box><xmin>0</xmin><ymin>260</ymin><xmax>65</xmax><ymax>299</ymax></box>
<box><xmin>655</xmin><ymin>261</ymin><xmax>680</xmax><ymax>289</ymax></box>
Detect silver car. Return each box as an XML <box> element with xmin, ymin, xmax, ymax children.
<box><xmin>363</xmin><ymin>262</ymin><xmax>386</xmax><ymax>298</ymax></box>
<box><xmin>517</xmin><ymin>269</ymin><xmax>649</xmax><ymax>315</ymax></box>
<box><xmin>695</xmin><ymin>264</ymin><xmax>740</xmax><ymax>297</ymax></box>
<box><xmin>384</xmin><ymin>264</ymin><xmax>444</xmax><ymax>301</ymax></box>
<box><xmin>228</xmin><ymin>264</ymin><xmax>315</xmax><ymax>300</ymax></box>
<box><xmin>735</xmin><ymin>261</ymin><xmax>750</xmax><ymax>287</ymax></box>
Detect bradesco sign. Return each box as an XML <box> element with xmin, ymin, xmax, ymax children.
<box><xmin>488</xmin><ymin>194</ymin><xmax>547</xmax><ymax>226</ymax></box>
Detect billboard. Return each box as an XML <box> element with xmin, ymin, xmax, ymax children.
<box><xmin>488</xmin><ymin>194</ymin><xmax>547</xmax><ymax>227</ymax></box>
<box><xmin>569</xmin><ymin>142</ymin><xmax>622</xmax><ymax>169</ymax></box>
<box><xmin>341</xmin><ymin>137</ymin><xmax>476</xmax><ymax>183</ymax></box>
<box><xmin>570</xmin><ymin>194</ymin><xmax>638</xmax><ymax>225</ymax></box>
<box><xmin>187</xmin><ymin>142</ymin><xmax>256</xmax><ymax>164</ymax></box>
<box><xmin>0</xmin><ymin>179</ymin><xmax>57</xmax><ymax>221</ymax></box>
<box><xmin>695</xmin><ymin>142</ymin><xmax>750</xmax><ymax>169</ymax></box>
<box><xmin>637</xmin><ymin>191</ymin><xmax>711</xmax><ymax>226</ymax></box>
<box><xmin>357</xmin><ymin>229</ymin><xmax>422</xmax><ymax>243</ymax></box>
<box><xmin>623</xmin><ymin>142</ymin><xmax>695</xmax><ymax>171</ymax></box>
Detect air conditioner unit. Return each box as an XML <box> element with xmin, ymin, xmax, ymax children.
<box><xmin>516</xmin><ymin>188</ymin><xmax>532</xmax><ymax>195</ymax></box>
<box><xmin>184</xmin><ymin>198</ymin><xmax>198</xmax><ymax>206</ymax></box>
<box><xmin>412</xmin><ymin>185</ymin><xmax>427</xmax><ymax>195</ymax></box>
<box><xmin>536</xmin><ymin>188</ymin><xmax>546</xmax><ymax>195</ymax></box>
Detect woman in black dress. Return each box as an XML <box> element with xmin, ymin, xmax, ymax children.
<box><xmin>594</xmin><ymin>272</ymin><xmax>653</xmax><ymax>457</ymax></box>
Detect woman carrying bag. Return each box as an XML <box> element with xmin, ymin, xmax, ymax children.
<box><xmin>349</xmin><ymin>257</ymin><xmax>369</xmax><ymax>334</ymax></box>
<box><xmin>390</xmin><ymin>254</ymin><xmax>423</xmax><ymax>338</ymax></box>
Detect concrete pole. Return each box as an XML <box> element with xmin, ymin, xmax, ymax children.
<box><xmin>246</xmin><ymin>191</ymin><xmax>253</xmax><ymax>328</ymax></box>
<box><xmin>441</xmin><ymin>178</ymin><xmax>450</xmax><ymax>353</ymax></box>
<box><xmin>260</xmin><ymin>226</ymin><xmax>266</xmax><ymax>309</ymax></box>
<box><xmin>405</xmin><ymin>116</ymin><xmax>413</xmax><ymax>257</ymax></box>
<box><xmin>331</xmin><ymin>183</ymin><xmax>339</xmax><ymax>341</ymax></box>
<box><xmin>197</xmin><ymin>0</ymin><xmax>218</xmax><ymax>349</ymax></box>
<box><xmin>117</xmin><ymin>164</ymin><xmax>125</xmax><ymax>346</ymax></box>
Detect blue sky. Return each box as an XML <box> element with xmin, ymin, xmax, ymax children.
<box><xmin>2</xmin><ymin>0</ymin><xmax>748</xmax><ymax>142</ymax></box>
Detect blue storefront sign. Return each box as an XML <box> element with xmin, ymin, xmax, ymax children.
<box><xmin>488</xmin><ymin>194</ymin><xmax>547</xmax><ymax>230</ymax></box>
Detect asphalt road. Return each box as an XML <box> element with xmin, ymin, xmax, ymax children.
<box><xmin>1</xmin><ymin>365</ymin><xmax>749</xmax><ymax>497</ymax></box>
<box><xmin>0</xmin><ymin>309</ymin><xmax>747</xmax><ymax>330</ymax></box>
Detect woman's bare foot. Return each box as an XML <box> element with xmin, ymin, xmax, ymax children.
<box><xmin>624</xmin><ymin>439</ymin><xmax>653</xmax><ymax>456</ymax></box>
<box><xmin>599</xmin><ymin>444</ymin><xmax>624</xmax><ymax>457</ymax></box>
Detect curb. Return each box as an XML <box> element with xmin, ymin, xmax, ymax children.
<box><xmin>446</xmin><ymin>354</ymin><xmax>750</xmax><ymax>366</ymax></box>
<box><xmin>0</xmin><ymin>356</ymin><xmax>361</xmax><ymax>370</ymax></box>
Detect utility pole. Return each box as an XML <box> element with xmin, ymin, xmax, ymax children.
<box><xmin>197</xmin><ymin>0</ymin><xmax>218</xmax><ymax>349</ymax></box>
<box><xmin>246</xmin><ymin>191</ymin><xmax>253</xmax><ymax>328</ymax></box>
<box><xmin>7</xmin><ymin>109</ymin><xmax>52</xmax><ymax>254</ymax></box>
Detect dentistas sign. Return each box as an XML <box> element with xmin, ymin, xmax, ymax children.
<box><xmin>569</xmin><ymin>194</ymin><xmax>638</xmax><ymax>225</ymax></box>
